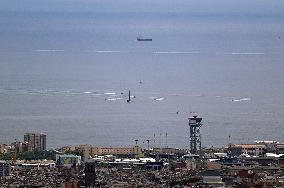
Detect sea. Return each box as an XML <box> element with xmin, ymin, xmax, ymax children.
<box><xmin>0</xmin><ymin>0</ymin><xmax>284</xmax><ymax>149</ymax></box>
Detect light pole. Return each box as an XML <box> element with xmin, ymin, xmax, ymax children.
<box><xmin>146</xmin><ymin>139</ymin><xmax>150</xmax><ymax>150</ymax></box>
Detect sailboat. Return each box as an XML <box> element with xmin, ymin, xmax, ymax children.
<box><xmin>127</xmin><ymin>90</ymin><xmax>131</xmax><ymax>103</ymax></box>
<box><xmin>137</xmin><ymin>36</ymin><xmax>152</xmax><ymax>41</ymax></box>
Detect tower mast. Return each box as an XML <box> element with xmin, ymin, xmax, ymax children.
<box><xmin>188</xmin><ymin>115</ymin><xmax>203</xmax><ymax>155</ymax></box>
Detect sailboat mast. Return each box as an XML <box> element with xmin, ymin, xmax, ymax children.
<box><xmin>127</xmin><ymin>90</ymin><xmax>131</xmax><ymax>103</ymax></box>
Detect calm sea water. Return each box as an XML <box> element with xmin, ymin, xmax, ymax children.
<box><xmin>0</xmin><ymin>0</ymin><xmax>284</xmax><ymax>149</ymax></box>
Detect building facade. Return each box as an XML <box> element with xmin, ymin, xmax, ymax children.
<box><xmin>230</xmin><ymin>144</ymin><xmax>266</xmax><ymax>156</ymax></box>
<box><xmin>93</xmin><ymin>146</ymin><xmax>143</xmax><ymax>156</ymax></box>
<box><xmin>76</xmin><ymin>144</ymin><xmax>94</xmax><ymax>161</ymax></box>
<box><xmin>24</xmin><ymin>133</ymin><xmax>46</xmax><ymax>151</ymax></box>
<box><xmin>0</xmin><ymin>144</ymin><xmax>9</xmax><ymax>154</ymax></box>
<box><xmin>12</xmin><ymin>141</ymin><xmax>29</xmax><ymax>153</ymax></box>
<box><xmin>56</xmin><ymin>154</ymin><xmax>81</xmax><ymax>168</ymax></box>
<box><xmin>85</xmin><ymin>162</ymin><xmax>96</xmax><ymax>187</ymax></box>
<box><xmin>276</xmin><ymin>144</ymin><xmax>284</xmax><ymax>154</ymax></box>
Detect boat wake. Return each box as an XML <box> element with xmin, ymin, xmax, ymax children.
<box><xmin>88</xmin><ymin>50</ymin><xmax>129</xmax><ymax>53</ymax></box>
<box><xmin>149</xmin><ymin>97</ymin><xmax>165</xmax><ymax>101</ymax></box>
<box><xmin>104</xmin><ymin>92</ymin><xmax>117</xmax><ymax>95</ymax></box>
<box><xmin>33</xmin><ymin>49</ymin><xmax>65</xmax><ymax>52</ymax></box>
<box><xmin>153</xmin><ymin>51</ymin><xmax>200</xmax><ymax>54</ymax></box>
<box><xmin>231</xmin><ymin>97</ymin><xmax>251</xmax><ymax>102</ymax></box>
<box><xmin>30</xmin><ymin>49</ymin><xmax>268</xmax><ymax>56</ymax></box>
<box><xmin>83</xmin><ymin>91</ymin><xmax>92</xmax><ymax>94</ymax></box>
<box><xmin>219</xmin><ymin>52</ymin><xmax>266</xmax><ymax>55</ymax></box>
<box><xmin>106</xmin><ymin>97</ymin><xmax>122</xmax><ymax>101</ymax></box>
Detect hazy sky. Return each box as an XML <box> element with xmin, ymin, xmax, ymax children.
<box><xmin>1</xmin><ymin>0</ymin><xmax>284</xmax><ymax>16</ymax></box>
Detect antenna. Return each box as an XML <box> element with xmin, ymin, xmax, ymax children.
<box><xmin>153</xmin><ymin>133</ymin><xmax>156</xmax><ymax>148</ymax></box>
<box><xmin>228</xmin><ymin>135</ymin><xmax>232</xmax><ymax>157</ymax></box>
<box><xmin>166</xmin><ymin>132</ymin><xmax>168</xmax><ymax>148</ymax></box>
<box><xmin>159</xmin><ymin>133</ymin><xmax>162</xmax><ymax>149</ymax></box>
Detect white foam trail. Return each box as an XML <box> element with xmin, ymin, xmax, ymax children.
<box><xmin>149</xmin><ymin>97</ymin><xmax>165</xmax><ymax>101</ymax></box>
<box><xmin>232</xmin><ymin>99</ymin><xmax>240</xmax><ymax>102</ymax></box>
<box><xmin>240</xmin><ymin>97</ymin><xmax>251</xmax><ymax>101</ymax></box>
<box><xmin>105</xmin><ymin>92</ymin><xmax>116</xmax><ymax>95</ymax></box>
<box><xmin>33</xmin><ymin>49</ymin><xmax>65</xmax><ymax>52</ymax></box>
<box><xmin>107</xmin><ymin>98</ymin><xmax>117</xmax><ymax>101</ymax></box>
<box><xmin>91</xmin><ymin>93</ymin><xmax>102</xmax><ymax>96</ymax></box>
<box><xmin>167</xmin><ymin>93</ymin><xmax>202</xmax><ymax>97</ymax></box>
<box><xmin>149</xmin><ymin>96</ymin><xmax>165</xmax><ymax>101</ymax></box>
<box><xmin>136</xmin><ymin>91</ymin><xmax>161</xmax><ymax>95</ymax></box>
<box><xmin>62</xmin><ymin>90</ymin><xmax>72</xmax><ymax>93</ymax></box>
<box><xmin>221</xmin><ymin>52</ymin><xmax>265</xmax><ymax>55</ymax></box>
<box><xmin>231</xmin><ymin>97</ymin><xmax>251</xmax><ymax>102</ymax></box>
<box><xmin>63</xmin><ymin>94</ymin><xmax>76</xmax><ymax>97</ymax></box>
<box><xmin>155</xmin><ymin>97</ymin><xmax>165</xmax><ymax>101</ymax></box>
<box><xmin>90</xmin><ymin>50</ymin><xmax>129</xmax><ymax>53</ymax></box>
<box><xmin>83</xmin><ymin>91</ymin><xmax>92</xmax><ymax>94</ymax></box>
<box><xmin>153</xmin><ymin>51</ymin><xmax>200</xmax><ymax>54</ymax></box>
<box><xmin>107</xmin><ymin>97</ymin><xmax>122</xmax><ymax>101</ymax></box>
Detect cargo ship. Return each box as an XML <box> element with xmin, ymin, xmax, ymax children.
<box><xmin>137</xmin><ymin>37</ymin><xmax>152</xmax><ymax>41</ymax></box>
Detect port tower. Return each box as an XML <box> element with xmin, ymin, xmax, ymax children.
<box><xmin>188</xmin><ymin>115</ymin><xmax>203</xmax><ymax>155</ymax></box>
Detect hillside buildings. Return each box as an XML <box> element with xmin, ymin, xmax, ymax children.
<box><xmin>2</xmin><ymin>132</ymin><xmax>284</xmax><ymax>187</ymax></box>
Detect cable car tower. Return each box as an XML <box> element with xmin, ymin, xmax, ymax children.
<box><xmin>188</xmin><ymin>115</ymin><xmax>203</xmax><ymax>155</ymax></box>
